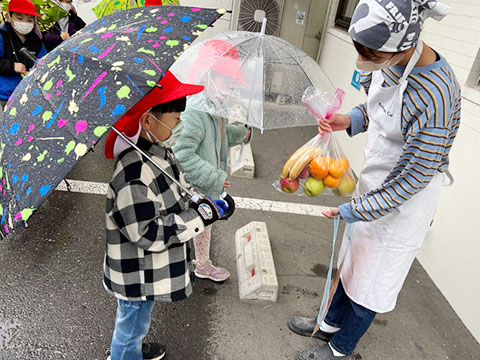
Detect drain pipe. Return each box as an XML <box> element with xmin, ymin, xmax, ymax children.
<box><xmin>315</xmin><ymin>0</ymin><xmax>336</xmax><ymax>63</ymax></box>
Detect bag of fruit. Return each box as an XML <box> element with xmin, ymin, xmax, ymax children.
<box><xmin>273</xmin><ymin>87</ymin><xmax>356</xmax><ymax>197</ymax></box>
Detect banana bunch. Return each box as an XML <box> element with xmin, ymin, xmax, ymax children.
<box><xmin>281</xmin><ymin>146</ymin><xmax>321</xmax><ymax>181</ymax></box>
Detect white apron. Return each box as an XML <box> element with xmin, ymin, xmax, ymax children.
<box><xmin>339</xmin><ymin>41</ymin><xmax>443</xmax><ymax>313</ymax></box>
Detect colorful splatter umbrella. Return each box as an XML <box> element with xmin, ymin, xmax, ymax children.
<box><xmin>92</xmin><ymin>0</ymin><xmax>180</xmax><ymax>18</ymax></box>
<box><xmin>0</xmin><ymin>6</ymin><xmax>222</xmax><ymax>236</ymax></box>
<box><xmin>0</xmin><ymin>0</ymin><xmax>68</xmax><ymax>31</ymax></box>
<box><xmin>92</xmin><ymin>0</ymin><xmax>145</xmax><ymax>18</ymax></box>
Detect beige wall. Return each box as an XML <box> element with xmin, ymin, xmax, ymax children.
<box><xmin>317</xmin><ymin>0</ymin><xmax>480</xmax><ymax>342</ymax></box>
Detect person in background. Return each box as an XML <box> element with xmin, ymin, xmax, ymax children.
<box><xmin>0</xmin><ymin>0</ymin><xmax>47</xmax><ymax>112</ymax></box>
<box><xmin>42</xmin><ymin>0</ymin><xmax>86</xmax><ymax>52</ymax></box>
<box><xmin>288</xmin><ymin>1</ymin><xmax>461</xmax><ymax>359</ymax></box>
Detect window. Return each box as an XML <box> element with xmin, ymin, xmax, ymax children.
<box><xmin>335</xmin><ymin>0</ymin><xmax>360</xmax><ymax>30</ymax></box>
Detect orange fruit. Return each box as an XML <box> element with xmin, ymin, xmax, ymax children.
<box><xmin>329</xmin><ymin>159</ymin><xmax>346</xmax><ymax>178</ymax></box>
<box><xmin>309</xmin><ymin>156</ymin><xmax>332</xmax><ymax>180</ymax></box>
<box><xmin>338</xmin><ymin>158</ymin><xmax>350</xmax><ymax>171</ymax></box>
<box><xmin>323</xmin><ymin>174</ymin><xmax>341</xmax><ymax>188</ymax></box>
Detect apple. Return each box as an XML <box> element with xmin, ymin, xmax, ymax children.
<box><xmin>334</xmin><ymin>174</ymin><xmax>356</xmax><ymax>196</ymax></box>
<box><xmin>299</xmin><ymin>166</ymin><xmax>310</xmax><ymax>179</ymax></box>
<box><xmin>303</xmin><ymin>177</ymin><xmax>325</xmax><ymax>197</ymax></box>
<box><xmin>280</xmin><ymin>176</ymin><xmax>299</xmax><ymax>193</ymax></box>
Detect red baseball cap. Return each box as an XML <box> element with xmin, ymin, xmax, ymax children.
<box><xmin>104</xmin><ymin>70</ymin><xmax>204</xmax><ymax>159</ymax></box>
<box><xmin>145</xmin><ymin>0</ymin><xmax>163</xmax><ymax>5</ymax></box>
<box><xmin>189</xmin><ymin>39</ymin><xmax>247</xmax><ymax>86</ymax></box>
<box><xmin>8</xmin><ymin>0</ymin><xmax>40</xmax><ymax>17</ymax></box>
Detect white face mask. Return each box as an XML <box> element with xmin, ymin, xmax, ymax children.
<box><xmin>207</xmin><ymin>73</ymin><xmax>235</xmax><ymax>108</ymax></box>
<box><xmin>356</xmin><ymin>53</ymin><xmax>403</xmax><ymax>71</ymax></box>
<box><xmin>12</xmin><ymin>21</ymin><xmax>34</xmax><ymax>35</ymax></box>
<box><xmin>60</xmin><ymin>3</ymin><xmax>72</xmax><ymax>13</ymax></box>
<box><xmin>145</xmin><ymin>113</ymin><xmax>183</xmax><ymax>147</ymax></box>
<box><xmin>145</xmin><ymin>129</ymin><xmax>162</xmax><ymax>145</ymax></box>
<box><xmin>164</xmin><ymin>120</ymin><xmax>183</xmax><ymax>147</ymax></box>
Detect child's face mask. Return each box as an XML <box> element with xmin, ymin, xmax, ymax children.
<box><xmin>207</xmin><ymin>73</ymin><xmax>235</xmax><ymax>107</ymax></box>
<box><xmin>12</xmin><ymin>21</ymin><xmax>34</xmax><ymax>35</ymax></box>
<box><xmin>146</xmin><ymin>113</ymin><xmax>183</xmax><ymax>147</ymax></box>
<box><xmin>60</xmin><ymin>2</ymin><xmax>72</xmax><ymax>13</ymax></box>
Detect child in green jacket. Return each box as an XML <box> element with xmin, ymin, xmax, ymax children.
<box><xmin>173</xmin><ymin>69</ymin><xmax>250</xmax><ymax>282</ymax></box>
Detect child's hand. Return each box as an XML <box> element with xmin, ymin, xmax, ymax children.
<box><xmin>60</xmin><ymin>32</ymin><xmax>70</xmax><ymax>41</ymax></box>
<box><xmin>243</xmin><ymin>129</ymin><xmax>251</xmax><ymax>143</ymax></box>
<box><xmin>224</xmin><ymin>179</ymin><xmax>231</xmax><ymax>188</ymax></box>
<box><xmin>14</xmin><ymin>62</ymin><xmax>27</xmax><ymax>75</ymax></box>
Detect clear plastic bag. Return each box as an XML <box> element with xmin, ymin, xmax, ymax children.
<box><xmin>273</xmin><ymin>87</ymin><xmax>356</xmax><ymax>197</ymax></box>
<box><xmin>274</xmin><ymin>133</ymin><xmax>356</xmax><ymax>197</ymax></box>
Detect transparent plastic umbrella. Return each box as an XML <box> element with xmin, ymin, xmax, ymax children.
<box><xmin>170</xmin><ymin>20</ymin><xmax>337</xmax><ymax>133</ymax></box>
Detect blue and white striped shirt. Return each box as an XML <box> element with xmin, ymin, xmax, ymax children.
<box><xmin>339</xmin><ymin>55</ymin><xmax>461</xmax><ymax>223</ymax></box>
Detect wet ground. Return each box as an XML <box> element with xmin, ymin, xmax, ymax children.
<box><xmin>0</xmin><ymin>128</ymin><xmax>479</xmax><ymax>359</ymax></box>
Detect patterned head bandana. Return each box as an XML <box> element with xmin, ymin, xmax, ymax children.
<box><xmin>349</xmin><ymin>0</ymin><xmax>450</xmax><ymax>52</ymax></box>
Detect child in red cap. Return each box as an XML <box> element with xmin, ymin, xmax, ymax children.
<box><xmin>0</xmin><ymin>0</ymin><xmax>46</xmax><ymax>112</ymax></box>
<box><xmin>103</xmin><ymin>71</ymin><xmax>232</xmax><ymax>360</ymax></box>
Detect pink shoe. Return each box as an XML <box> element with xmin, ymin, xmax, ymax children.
<box><xmin>194</xmin><ymin>260</ymin><xmax>230</xmax><ymax>282</ymax></box>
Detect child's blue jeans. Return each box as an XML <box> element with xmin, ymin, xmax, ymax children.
<box><xmin>110</xmin><ymin>299</ymin><xmax>155</xmax><ymax>360</ymax></box>
<box><xmin>325</xmin><ymin>280</ymin><xmax>376</xmax><ymax>355</ymax></box>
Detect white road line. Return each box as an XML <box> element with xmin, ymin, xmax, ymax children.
<box><xmin>55</xmin><ymin>179</ymin><xmax>331</xmax><ymax>217</ymax></box>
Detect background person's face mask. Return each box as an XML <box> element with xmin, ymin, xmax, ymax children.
<box><xmin>60</xmin><ymin>2</ymin><xmax>72</xmax><ymax>12</ymax></box>
<box><xmin>12</xmin><ymin>21</ymin><xmax>34</xmax><ymax>35</ymax></box>
<box><xmin>356</xmin><ymin>53</ymin><xmax>403</xmax><ymax>71</ymax></box>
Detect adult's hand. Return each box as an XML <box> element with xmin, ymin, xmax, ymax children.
<box><xmin>14</xmin><ymin>62</ymin><xmax>27</xmax><ymax>75</ymax></box>
<box><xmin>224</xmin><ymin>179</ymin><xmax>231</xmax><ymax>188</ymax></box>
<box><xmin>322</xmin><ymin>207</ymin><xmax>342</xmax><ymax>220</ymax></box>
<box><xmin>318</xmin><ymin>113</ymin><xmax>351</xmax><ymax>134</ymax></box>
<box><xmin>60</xmin><ymin>32</ymin><xmax>70</xmax><ymax>41</ymax></box>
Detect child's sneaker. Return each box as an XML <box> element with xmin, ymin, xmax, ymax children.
<box><xmin>105</xmin><ymin>342</ymin><xmax>165</xmax><ymax>360</ymax></box>
<box><xmin>142</xmin><ymin>342</ymin><xmax>166</xmax><ymax>360</ymax></box>
<box><xmin>194</xmin><ymin>260</ymin><xmax>230</xmax><ymax>282</ymax></box>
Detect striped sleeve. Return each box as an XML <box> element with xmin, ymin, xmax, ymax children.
<box><xmin>347</xmin><ymin>71</ymin><xmax>372</xmax><ymax>136</ymax></box>
<box><xmin>339</xmin><ymin>62</ymin><xmax>462</xmax><ymax>223</ymax></box>
<box><xmin>347</xmin><ymin>123</ymin><xmax>449</xmax><ymax>222</ymax></box>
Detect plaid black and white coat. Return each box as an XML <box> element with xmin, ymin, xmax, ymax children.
<box><xmin>103</xmin><ymin>137</ymin><xmax>205</xmax><ymax>302</ymax></box>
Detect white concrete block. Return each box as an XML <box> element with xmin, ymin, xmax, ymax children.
<box><xmin>229</xmin><ymin>143</ymin><xmax>255</xmax><ymax>178</ymax></box>
<box><xmin>235</xmin><ymin>222</ymin><xmax>278</xmax><ymax>302</ymax></box>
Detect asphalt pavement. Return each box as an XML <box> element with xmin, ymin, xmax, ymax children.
<box><xmin>0</xmin><ymin>126</ymin><xmax>479</xmax><ymax>360</ymax></box>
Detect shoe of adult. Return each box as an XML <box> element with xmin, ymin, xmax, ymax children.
<box><xmin>295</xmin><ymin>344</ymin><xmax>349</xmax><ymax>360</ymax></box>
<box><xmin>287</xmin><ymin>317</ymin><xmax>333</xmax><ymax>342</ymax></box>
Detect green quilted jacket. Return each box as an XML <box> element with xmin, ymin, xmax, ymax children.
<box><xmin>173</xmin><ymin>107</ymin><xmax>248</xmax><ymax>199</ymax></box>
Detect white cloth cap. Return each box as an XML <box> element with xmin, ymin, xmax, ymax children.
<box><xmin>349</xmin><ymin>0</ymin><xmax>450</xmax><ymax>52</ymax></box>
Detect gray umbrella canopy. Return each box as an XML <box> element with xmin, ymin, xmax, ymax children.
<box><xmin>0</xmin><ymin>6</ymin><xmax>222</xmax><ymax>236</ymax></box>
<box><xmin>170</xmin><ymin>30</ymin><xmax>337</xmax><ymax>132</ymax></box>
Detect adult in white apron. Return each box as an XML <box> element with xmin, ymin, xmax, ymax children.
<box><xmin>339</xmin><ymin>39</ymin><xmax>443</xmax><ymax>314</ymax></box>
<box><xmin>291</xmin><ymin>1</ymin><xmax>454</xmax><ymax>359</ymax></box>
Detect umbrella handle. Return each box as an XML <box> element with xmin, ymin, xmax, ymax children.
<box><xmin>219</xmin><ymin>192</ymin><xmax>235</xmax><ymax>220</ymax></box>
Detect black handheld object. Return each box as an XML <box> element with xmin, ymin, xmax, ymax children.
<box><xmin>192</xmin><ymin>197</ymin><xmax>221</xmax><ymax>226</ymax></box>
<box><xmin>19</xmin><ymin>47</ymin><xmax>37</xmax><ymax>68</ymax></box>
<box><xmin>191</xmin><ymin>193</ymin><xmax>235</xmax><ymax>226</ymax></box>
<box><xmin>218</xmin><ymin>193</ymin><xmax>235</xmax><ymax>220</ymax></box>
